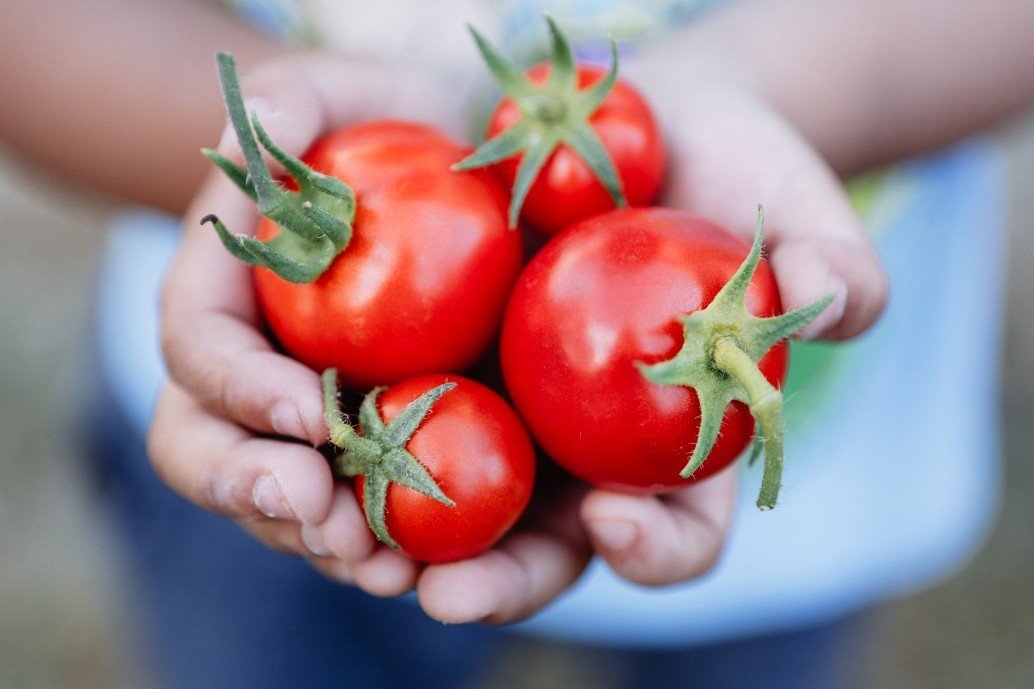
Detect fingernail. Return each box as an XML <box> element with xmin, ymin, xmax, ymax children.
<box><xmin>301</xmin><ymin>524</ymin><xmax>331</xmax><ymax>557</ymax></box>
<box><xmin>271</xmin><ymin>400</ymin><xmax>307</xmax><ymax>440</ymax></box>
<box><xmin>588</xmin><ymin>519</ymin><xmax>639</xmax><ymax>552</ymax></box>
<box><xmin>252</xmin><ymin>474</ymin><xmax>295</xmax><ymax>520</ymax></box>
<box><xmin>799</xmin><ymin>274</ymin><xmax>848</xmax><ymax>340</ymax></box>
<box><xmin>217</xmin><ymin>97</ymin><xmax>275</xmax><ymax>152</ymax></box>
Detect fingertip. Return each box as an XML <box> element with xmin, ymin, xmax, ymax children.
<box><xmin>269</xmin><ymin>449</ymin><xmax>335</xmax><ymax>524</ymax></box>
<box><xmin>580</xmin><ymin>488</ymin><xmax>726</xmax><ymax>587</ymax></box>
<box><xmin>770</xmin><ymin>237</ymin><xmax>888</xmax><ymax>341</ymax></box>
<box><xmin>270</xmin><ymin>399</ymin><xmax>307</xmax><ymax>439</ymax></box>
<box><xmin>315</xmin><ymin>486</ymin><xmax>377</xmax><ymax>563</ymax></box>
<box><xmin>797</xmin><ymin>273</ymin><xmax>848</xmax><ymax>340</ymax></box>
<box><xmin>207</xmin><ymin>441</ymin><xmax>334</xmax><ymax>524</ymax></box>
<box><xmin>296</xmin><ymin>385</ymin><xmax>331</xmax><ymax>446</ymax></box>
<box><xmin>585</xmin><ymin>518</ymin><xmax>640</xmax><ymax>553</ymax></box>
<box><xmin>351</xmin><ymin>547</ymin><xmax>421</xmax><ymax>597</ymax></box>
<box><xmin>580</xmin><ymin>490</ymin><xmax>649</xmax><ymax>559</ymax></box>
<box><xmin>417</xmin><ymin>560</ymin><xmax>499</xmax><ymax>624</ymax></box>
<box><xmin>270</xmin><ymin>387</ymin><xmax>328</xmax><ymax>446</ymax></box>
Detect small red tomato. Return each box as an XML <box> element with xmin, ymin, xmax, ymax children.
<box><xmin>500</xmin><ymin>207</ymin><xmax>830</xmax><ymax>508</ymax></box>
<box><xmin>204</xmin><ymin>54</ymin><xmax>521</xmax><ymax>391</ymax></box>
<box><xmin>487</xmin><ymin>64</ymin><xmax>665</xmax><ymax>236</ymax></box>
<box><xmin>323</xmin><ymin>371</ymin><xmax>536</xmax><ymax>563</ymax></box>
<box><xmin>255</xmin><ymin>122</ymin><xmax>521</xmax><ymax>389</ymax></box>
<box><xmin>455</xmin><ymin>16</ymin><xmax>665</xmax><ymax>236</ymax></box>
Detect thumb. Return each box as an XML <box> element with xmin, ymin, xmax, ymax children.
<box><xmin>768</xmin><ymin>234</ymin><xmax>889</xmax><ymax>340</ymax></box>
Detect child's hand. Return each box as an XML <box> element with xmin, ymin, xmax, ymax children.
<box><xmin>579</xmin><ymin>78</ymin><xmax>889</xmax><ymax>584</ymax></box>
<box><xmin>147</xmin><ymin>52</ymin><xmax>592</xmax><ymax>624</ymax></box>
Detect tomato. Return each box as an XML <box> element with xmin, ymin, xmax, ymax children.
<box><xmin>323</xmin><ymin>371</ymin><xmax>536</xmax><ymax>563</ymax></box>
<box><xmin>487</xmin><ymin>64</ymin><xmax>666</xmax><ymax>236</ymax></box>
<box><xmin>253</xmin><ymin>122</ymin><xmax>521</xmax><ymax>389</ymax></box>
<box><xmin>456</xmin><ymin>17</ymin><xmax>665</xmax><ymax>236</ymax></box>
<box><xmin>205</xmin><ymin>55</ymin><xmax>521</xmax><ymax>391</ymax></box>
<box><xmin>500</xmin><ymin>207</ymin><xmax>787</xmax><ymax>493</ymax></box>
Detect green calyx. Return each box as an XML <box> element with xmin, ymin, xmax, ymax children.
<box><xmin>638</xmin><ymin>207</ymin><xmax>834</xmax><ymax>510</ymax></box>
<box><xmin>453</xmin><ymin>14</ymin><xmax>626</xmax><ymax>227</ymax></box>
<box><xmin>321</xmin><ymin>369</ymin><xmax>455</xmax><ymax>549</ymax></box>
<box><xmin>201</xmin><ymin>52</ymin><xmax>356</xmax><ymax>283</ymax></box>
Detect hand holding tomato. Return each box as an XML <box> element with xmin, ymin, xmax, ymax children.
<box><xmin>148</xmin><ymin>51</ymin><xmax>593</xmax><ymax>623</ymax></box>
<box><xmin>571</xmin><ymin>77</ymin><xmax>889</xmax><ymax>584</ymax></box>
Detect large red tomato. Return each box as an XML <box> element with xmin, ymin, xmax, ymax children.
<box><xmin>487</xmin><ymin>64</ymin><xmax>666</xmax><ymax>236</ymax></box>
<box><xmin>337</xmin><ymin>374</ymin><xmax>536</xmax><ymax>564</ymax></box>
<box><xmin>500</xmin><ymin>208</ymin><xmax>788</xmax><ymax>493</ymax></box>
<box><xmin>253</xmin><ymin>122</ymin><xmax>521</xmax><ymax>389</ymax></box>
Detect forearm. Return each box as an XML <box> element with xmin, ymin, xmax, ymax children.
<box><xmin>0</xmin><ymin>0</ymin><xmax>281</xmax><ymax>213</ymax></box>
<box><xmin>633</xmin><ymin>0</ymin><xmax>1034</xmax><ymax>176</ymax></box>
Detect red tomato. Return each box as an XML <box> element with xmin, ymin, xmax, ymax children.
<box><xmin>500</xmin><ymin>207</ymin><xmax>787</xmax><ymax>493</ymax></box>
<box><xmin>255</xmin><ymin>121</ymin><xmax>522</xmax><ymax>389</ymax></box>
<box><xmin>354</xmin><ymin>375</ymin><xmax>536</xmax><ymax>563</ymax></box>
<box><xmin>488</xmin><ymin>65</ymin><xmax>666</xmax><ymax>236</ymax></box>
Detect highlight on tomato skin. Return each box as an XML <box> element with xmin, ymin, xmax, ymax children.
<box><xmin>323</xmin><ymin>370</ymin><xmax>537</xmax><ymax>564</ymax></box>
<box><xmin>499</xmin><ymin>206</ymin><xmax>831</xmax><ymax>508</ymax></box>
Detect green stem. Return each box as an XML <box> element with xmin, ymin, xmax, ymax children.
<box><xmin>320</xmin><ymin>369</ymin><xmax>381</xmax><ymax>457</ymax></box>
<box><xmin>456</xmin><ymin>15</ymin><xmax>626</xmax><ymax>226</ymax></box>
<box><xmin>638</xmin><ymin>207</ymin><xmax>832</xmax><ymax>509</ymax></box>
<box><xmin>526</xmin><ymin>94</ymin><xmax>567</xmax><ymax>123</ymax></box>
<box><xmin>215</xmin><ymin>53</ymin><xmax>280</xmax><ymax>202</ymax></box>
<box><xmin>320</xmin><ymin>368</ymin><xmax>455</xmax><ymax>550</ymax></box>
<box><xmin>713</xmin><ymin>338</ymin><xmax>784</xmax><ymax>510</ymax></box>
<box><xmin>203</xmin><ymin>53</ymin><xmax>356</xmax><ymax>283</ymax></box>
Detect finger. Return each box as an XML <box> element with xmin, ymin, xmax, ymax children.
<box><xmin>298</xmin><ymin>484</ymin><xmax>377</xmax><ymax>563</ymax></box>
<box><xmin>693</xmin><ymin>159</ymin><xmax>888</xmax><ymax>341</ymax></box>
<box><xmin>768</xmin><ymin>234</ymin><xmax>889</xmax><ymax>340</ymax></box>
<box><xmin>215</xmin><ymin>53</ymin><xmax>472</xmax><ymax>165</ymax></box>
<box><xmin>416</xmin><ymin>531</ymin><xmax>592</xmax><ymax>625</ymax></box>
<box><xmin>581</xmin><ymin>467</ymin><xmax>738</xmax><ymax>586</ymax></box>
<box><xmin>657</xmin><ymin>85</ymin><xmax>888</xmax><ymax>340</ymax></box>
<box><xmin>350</xmin><ymin>546</ymin><xmax>422</xmax><ymax>598</ymax></box>
<box><xmin>306</xmin><ymin>555</ymin><xmax>355</xmax><ymax>586</ymax></box>
<box><xmin>417</xmin><ymin>487</ymin><xmax>592</xmax><ymax>624</ymax></box>
<box><xmin>305</xmin><ymin>537</ymin><xmax>427</xmax><ymax>597</ymax></box>
<box><xmin>147</xmin><ymin>381</ymin><xmax>333</xmax><ymax>524</ymax></box>
<box><xmin>236</xmin><ymin>517</ymin><xmax>308</xmax><ymax>556</ymax></box>
<box><xmin>161</xmin><ymin>172</ymin><xmax>328</xmax><ymax>444</ymax></box>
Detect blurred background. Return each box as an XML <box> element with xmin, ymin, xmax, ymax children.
<box><xmin>0</xmin><ymin>110</ymin><xmax>1032</xmax><ymax>687</ymax></box>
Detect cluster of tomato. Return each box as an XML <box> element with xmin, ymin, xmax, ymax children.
<box><xmin>203</xmin><ymin>18</ymin><xmax>829</xmax><ymax>564</ymax></box>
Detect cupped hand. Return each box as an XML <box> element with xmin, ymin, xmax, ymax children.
<box><xmin>579</xmin><ymin>72</ymin><xmax>889</xmax><ymax>584</ymax></box>
<box><xmin>148</xmin><ymin>51</ymin><xmax>591</xmax><ymax>624</ymax></box>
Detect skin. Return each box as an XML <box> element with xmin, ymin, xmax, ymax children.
<box><xmin>6</xmin><ymin>0</ymin><xmax>1034</xmax><ymax>624</ymax></box>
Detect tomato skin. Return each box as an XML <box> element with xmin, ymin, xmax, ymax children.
<box><xmin>355</xmin><ymin>375</ymin><xmax>536</xmax><ymax>563</ymax></box>
<box><xmin>500</xmin><ymin>208</ymin><xmax>787</xmax><ymax>493</ymax></box>
<box><xmin>488</xmin><ymin>65</ymin><xmax>666</xmax><ymax>236</ymax></box>
<box><xmin>255</xmin><ymin>121</ymin><xmax>522</xmax><ymax>390</ymax></box>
